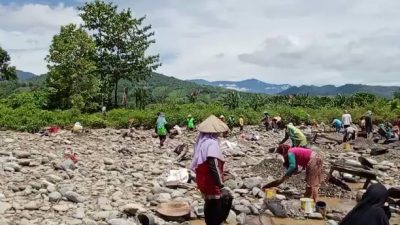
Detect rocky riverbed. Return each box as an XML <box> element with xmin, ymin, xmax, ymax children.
<box><xmin>0</xmin><ymin>126</ymin><xmax>399</xmax><ymax>225</ymax></box>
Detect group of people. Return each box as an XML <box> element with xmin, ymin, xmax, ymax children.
<box><xmin>190</xmin><ymin>114</ymin><xmax>394</xmax><ymax>225</ymax></box>
<box><xmin>261</xmin><ymin>112</ymin><xmax>282</xmax><ymax>132</ymax></box>
<box><xmin>331</xmin><ymin>110</ymin><xmax>360</xmax><ymax>143</ymax></box>
<box><xmin>190</xmin><ymin>115</ymin><xmax>327</xmax><ymax>225</ymax></box>
<box><xmin>332</xmin><ymin>110</ymin><xmax>400</xmax><ymax>143</ymax></box>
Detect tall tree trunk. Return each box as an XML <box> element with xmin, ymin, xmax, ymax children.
<box><xmin>114</xmin><ymin>78</ymin><xmax>119</xmax><ymax>107</ymax></box>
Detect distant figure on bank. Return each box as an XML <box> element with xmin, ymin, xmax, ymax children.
<box><xmin>263</xmin><ymin>144</ymin><xmax>323</xmax><ymax>202</ymax></box>
<box><xmin>156</xmin><ymin>112</ymin><xmax>168</xmax><ymax>147</ymax></box>
<box><xmin>365</xmin><ymin>110</ymin><xmax>373</xmax><ymax>138</ymax></box>
<box><xmin>191</xmin><ymin>115</ymin><xmax>233</xmax><ymax>225</ymax></box>
<box><xmin>331</xmin><ymin>118</ymin><xmax>342</xmax><ymax>133</ymax></box>
<box><xmin>343</xmin><ymin>126</ymin><xmax>357</xmax><ymax>142</ymax></box>
<box><xmin>339</xmin><ymin>183</ymin><xmax>390</xmax><ymax>225</ymax></box>
<box><xmin>227</xmin><ymin>115</ymin><xmax>235</xmax><ymax>130</ymax></box>
<box><xmin>239</xmin><ymin>115</ymin><xmax>244</xmax><ymax>131</ymax></box>
<box><xmin>271</xmin><ymin>116</ymin><xmax>282</xmax><ymax>132</ymax></box>
<box><xmin>219</xmin><ymin>115</ymin><xmax>225</xmax><ymax>122</ymax></box>
<box><xmin>261</xmin><ymin>112</ymin><xmax>271</xmax><ymax>131</ymax></box>
<box><xmin>280</xmin><ymin>123</ymin><xmax>307</xmax><ymax>147</ymax></box>
<box><xmin>101</xmin><ymin>106</ymin><xmax>107</xmax><ymax>118</ymax></box>
<box><xmin>342</xmin><ymin>110</ymin><xmax>352</xmax><ymax>129</ymax></box>
<box><xmin>186</xmin><ymin>114</ymin><xmax>195</xmax><ymax>131</ymax></box>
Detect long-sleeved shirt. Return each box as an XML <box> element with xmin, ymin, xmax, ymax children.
<box><xmin>342</xmin><ymin>114</ymin><xmax>352</xmax><ymax>126</ymax></box>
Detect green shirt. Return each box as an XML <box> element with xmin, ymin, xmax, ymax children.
<box><xmin>187</xmin><ymin>118</ymin><xmax>195</xmax><ymax>129</ymax></box>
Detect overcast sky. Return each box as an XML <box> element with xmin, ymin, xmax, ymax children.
<box><xmin>1</xmin><ymin>0</ymin><xmax>400</xmax><ymax>86</ymax></box>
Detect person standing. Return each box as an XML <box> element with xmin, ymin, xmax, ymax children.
<box><xmin>280</xmin><ymin>123</ymin><xmax>307</xmax><ymax>147</ymax></box>
<box><xmin>186</xmin><ymin>114</ymin><xmax>195</xmax><ymax>131</ymax></box>
<box><xmin>191</xmin><ymin>115</ymin><xmax>233</xmax><ymax>225</ymax></box>
<box><xmin>365</xmin><ymin>110</ymin><xmax>373</xmax><ymax>138</ymax></box>
<box><xmin>261</xmin><ymin>112</ymin><xmax>271</xmax><ymax>131</ymax></box>
<box><xmin>263</xmin><ymin>145</ymin><xmax>323</xmax><ymax>202</ymax></box>
<box><xmin>342</xmin><ymin>110</ymin><xmax>352</xmax><ymax>129</ymax></box>
<box><xmin>227</xmin><ymin>115</ymin><xmax>235</xmax><ymax>131</ymax></box>
<box><xmin>156</xmin><ymin>113</ymin><xmax>168</xmax><ymax>147</ymax></box>
<box><xmin>239</xmin><ymin>115</ymin><xmax>244</xmax><ymax>131</ymax></box>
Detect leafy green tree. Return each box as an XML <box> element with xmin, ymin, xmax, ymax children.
<box><xmin>79</xmin><ymin>0</ymin><xmax>161</xmax><ymax>107</ymax></box>
<box><xmin>187</xmin><ymin>90</ymin><xmax>200</xmax><ymax>104</ymax></box>
<box><xmin>46</xmin><ymin>24</ymin><xmax>100</xmax><ymax>110</ymax></box>
<box><xmin>249</xmin><ymin>94</ymin><xmax>265</xmax><ymax>111</ymax></box>
<box><xmin>134</xmin><ymin>87</ymin><xmax>150</xmax><ymax>109</ymax></box>
<box><xmin>222</xmin><ymin>91</ymin><xmax>241</xmax><ymax>110</ymax></box>
<box><xmin>0</xmin><ymin>46</ymin><xmax>17</xmax><ymax>81</ymax></box>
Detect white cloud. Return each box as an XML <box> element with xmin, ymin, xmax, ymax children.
<box><xmin>1</xmin><ymin>0</ymin><xmax>400</xmax><ymax>85</ymax></box>
<box><xmin>0</xmin><ymin>3</ymin><xmax>80</xmax><ymax>74</ymax></box>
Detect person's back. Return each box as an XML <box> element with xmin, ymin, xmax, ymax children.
<box><xmin>340</xmin><ymin>183</ymin><xmax>390</xmax><ymax>225</ymax></box>
<box><xmin>287</xmin><ymin>124</ymin><xmax>307</xmax><ymax>147</ymax></box>
<box><xmin>187</xmin><ymin>117</ymin><xmax>195</xmax><ymax>129</ymax></box>
<box><xmin>288</xmin><ymin>147</ymin><xmax>312</xmax><ymax>168</ymax></box>
<box><xmin>342</xmin><ymin>113</ymin><xmax>352</xmax><ymax>127</ymax></box>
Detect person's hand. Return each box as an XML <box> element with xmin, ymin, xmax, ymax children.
<box><xmin>221</xmin><ymin>187</ymin><xmax>233</xmax><ymax>198</ymax></box>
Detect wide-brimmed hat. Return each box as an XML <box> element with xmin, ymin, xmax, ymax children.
<box><xmin>198</xmin><ymin>115</ymin><xmax>229</xmax><ymax>133</ymax></box>
<box><xmin>156</xmin><ymin>201</ymin><xmax>190</xmax><ymax>218</ymax></box>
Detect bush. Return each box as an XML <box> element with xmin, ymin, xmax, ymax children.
<box><xmin>1</xmin><ymin>99</ymin><xmax>399</xmax><ymax>133</ymax></box>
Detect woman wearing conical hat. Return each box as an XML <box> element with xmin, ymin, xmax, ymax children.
<box><xmin>191</xmin><ymin>115</ymin><xmax>232</xmax><ymax>225</ymax></box>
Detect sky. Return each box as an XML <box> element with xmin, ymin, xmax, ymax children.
<box><xmin>1</xmin><ymin>0</ymin><xmax>400</xmax><ymax>86</ymax></box>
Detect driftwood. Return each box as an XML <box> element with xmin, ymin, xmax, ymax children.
<box><xmin>370</xmin><ymin>147</ymin><xmax>389</xmax><ymax>156</ymax></box>
<box><xmin>174</xmin><ymin>144</ymin><xmax>189</xmax><ymax>162</ymax></box>
<box><xmin>327</xmin><ymin>162</ymin><xmax>377</xmax><ymax>189</ymax></box>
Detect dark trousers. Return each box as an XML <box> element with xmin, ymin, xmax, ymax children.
<box><xmin>159</xmin><ymin>135</ymin><xmax>166</xmax><ymax>146</ymax></box>
<box><xmin>204</xmin><ymin>197</ymin><xmax>232</xmax><ymax>225</ymax></box>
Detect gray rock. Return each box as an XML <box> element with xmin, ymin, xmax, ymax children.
<box><xmin>243</xmin><ymin>177</ymin><xmax>263</xmax><ymax>189</ymax></box>
<box><xmin>58</xmin><ymin>184</ymin><xmax>75</xmax><ymax>196</ymax></box>
<box><xmin>4</xmin><ymin>162</ymin><xmax>21</xmax><ymax>172</ymax></box>
<box><xmin>46</xmin><ymin>174</ymin><xmax>63</xmax><ymax>183</ymax></box>
<box><xmin>73</xmin><ymin>208</ymin><xmax>85</xmax><ymax>219</ymax></box>
<box><xmin>224</xmin><ymin>180</ymin><xmax>239</xmax><ymax>190</ymax></box>
<box><xmin>156</xmin><ymin>193</ymin><xmax>171</xmax><ymax>203</ymax></box>
<box><xmin>251</xmin><ymin>187</ymin><xmax>264</xmax><ymax>198</ymax></box>
<box><xmin>0</xmin><ymin>202</ymin><xmax>12</xmax><ymax>214</ymax></box>
<box><xmin>14</xmin><ymin>151</ymin><xmax>31</xmax><ymax>159</ymax></box>
<box><xmin>24</xmin><ymin>201</ymin><xmax>40</xmax><ymax>210</ymax></box>
<box><xmin>48</xmin><ymin>192</ymin><xmax>62</xmax><ymax>202</ymax></box>
<box><xmin>226</xmin><ymin>210</ymin><xmax>237</xmax><ymax>224</ymax></box>
<box><xmin>57</xmin><ymin>159</ymin><xmax>77</xmax><ymax>171</ymax></box>
<box><xmin>52</xmin><ymin>204</ymin><xmax>69</xmax><ymax>212</ymax></box>
<box><xmin>107</xmin><ymin>219</ymin><xmax>135</xmax><ymax>225</ymax></box>
<box><xmin>17</xmin><ymin>159</ymin><xmax>31</xmax><ymax>166</ymax></box>
<box><xmin>309</xmin><ymin>212</ymin><xmax>324</xmax><ymax>220</ymax></box>
<box><xmin>234</xmin><ymin>205</ymin><xmax>251</xmax><ymax>214</ymax></box>
<box><xmin>122</xmin><ymin>203</ymin><xmax>145</xmax><ymax>216</ymax></box>
<box><xmin>325</xmin><ymin>220</ymin><xmax>338</xmax><ymax>225</ymax></box>
<box><xmin>83</xmin><ymin>219</ymin><xmax>97</xmax><ymax>225</ymax></box>
<box><xmin>65</xmin><ymin>191</ymin><xmax>86</xmax><ymax>203</ymax></box>
<box><xmin>93</xmin><ymin>211</ymin><xmax>119</xmax><ymax>221</ymax></box>
<box><xmin>103</xmin><ymin>158</ymin><xmax>114</xmax><ymax>165</ymax></box>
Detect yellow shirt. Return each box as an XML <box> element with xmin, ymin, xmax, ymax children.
<box><xmin>239</xmin><ymin>118</ymin><xmax>244</xmax><ymax>126</ymax></box>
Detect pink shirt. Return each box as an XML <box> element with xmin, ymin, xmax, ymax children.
<box><xmin>288</xmin><ymin>147</ymin><xmax>312</xmax><ymax>168</ymax></box>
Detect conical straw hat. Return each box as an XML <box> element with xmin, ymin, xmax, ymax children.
<box><xmin>198</xmin><ymin>115</ymin><xmax>229</xmax><ymax>133</ymax></box>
